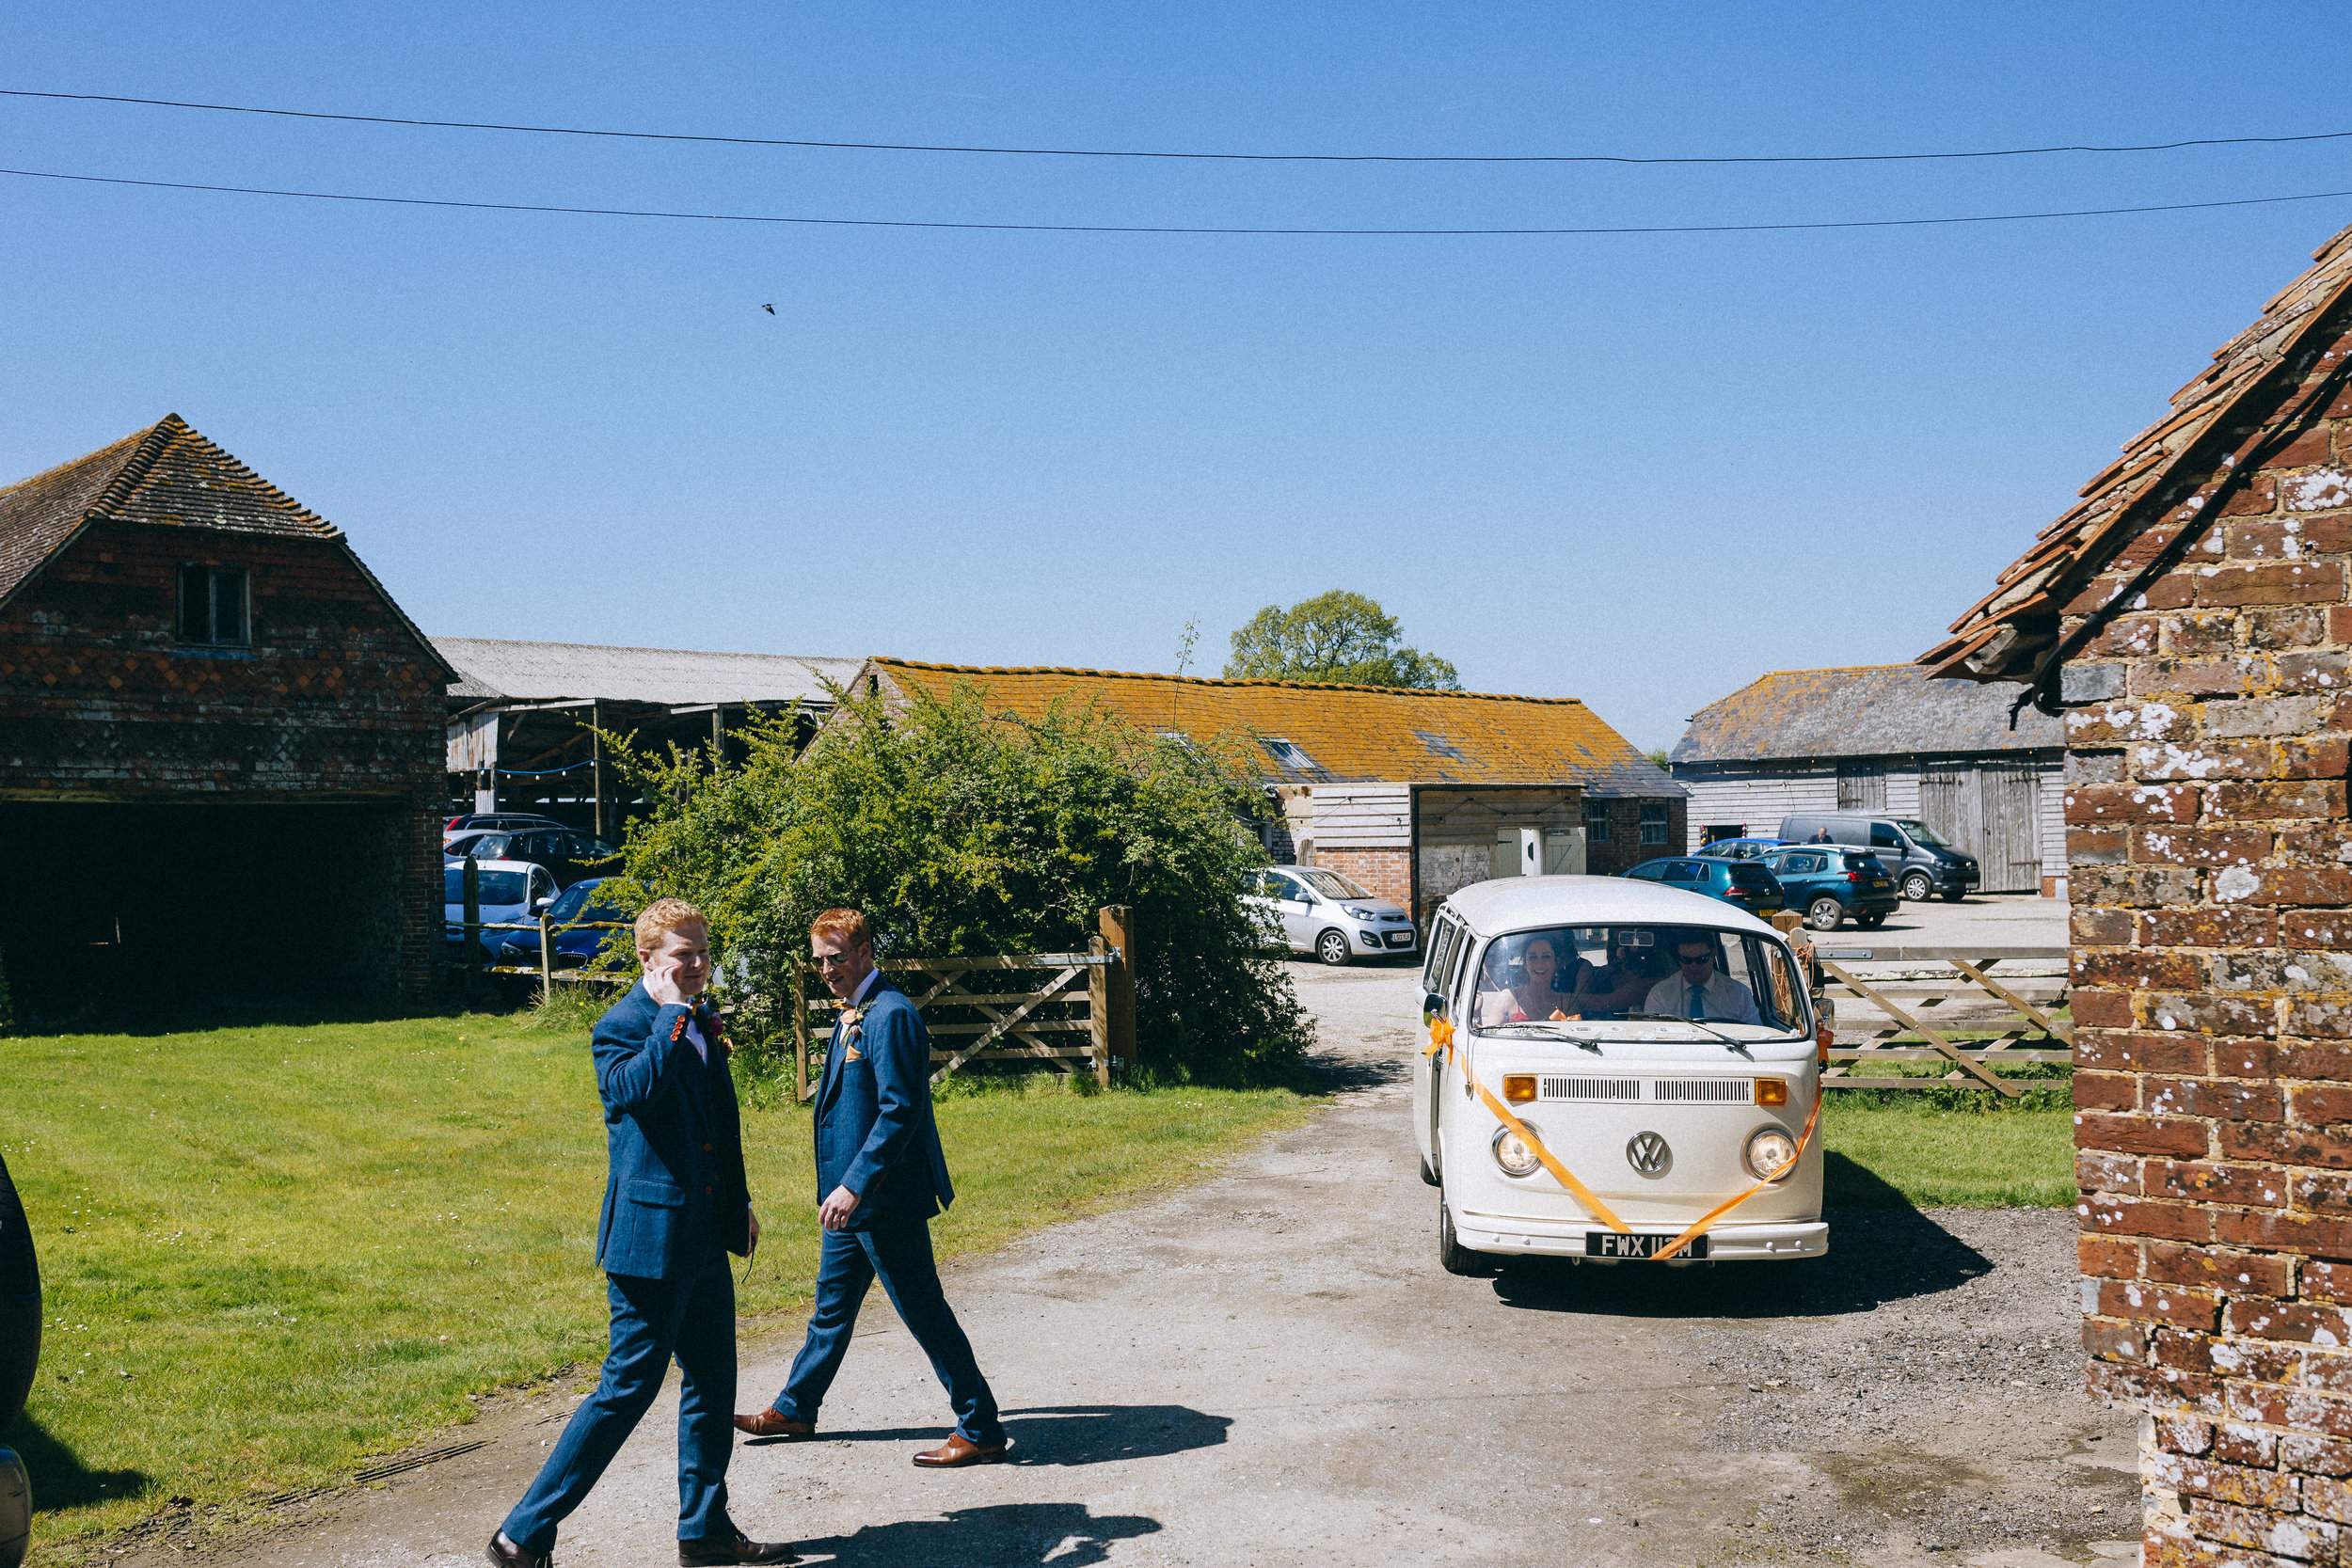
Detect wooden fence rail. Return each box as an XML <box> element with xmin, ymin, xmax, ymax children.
<box><xmin>1808</xmin><ymin>943</ymin><xmax>2070</xmax><ymax>1098</ymax></box>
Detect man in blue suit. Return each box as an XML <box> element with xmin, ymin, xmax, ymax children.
<box><xmin>489</xmin><ymin>899</ymin><xmax>796</xmax><ymax>1568</ymax></box>
<box><xmin>734</xmin><ymin>908</ymin><xmax>1006</xmax><ymax>1466</ymax></box>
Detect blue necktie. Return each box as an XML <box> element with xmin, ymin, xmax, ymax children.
<box><xmin>1687</xmin><ymin>983</ymin><xmax>1704</xmax><ymax>1020</ymax></box>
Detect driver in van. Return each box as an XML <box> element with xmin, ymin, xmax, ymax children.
<box><xmin>1644</xmin><ymin>936</ymin><xmax>1762</xmax><ymax>1026</ymax></box>
<box><xmin>1565</xmin><ymin>930</ymin><xmax>1657</xmax><ymax>1018</ymax></box>
<box><xmin>1475</xmin><ymin>933</ymin><xmax>1572</xmax><ymax>1026</ymax></box>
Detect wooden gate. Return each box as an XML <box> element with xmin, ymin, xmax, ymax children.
<box><xmin>1813</xmin><ymin>942</ymin><xmax>2069</xmax><ymax>1095</ymax></box>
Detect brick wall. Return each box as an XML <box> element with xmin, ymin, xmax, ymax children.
<box><xmin>0</xmin><ymin>521</ymin><xmax>447</xmax><ymax>1000</ymax></box>
<box><xmin>1320</xmin><ymin>847</ymin><xmax>1411</xmax><ymax>911</ymax></box>
<box><xmin>1585</xmin><ymin>796</ymin><xmax>1684</xmax><ymax>878</ymax></box>
<box><xmin>2065</xmin><ymin>367</ymin><xmax>2352</xmax><ymax>1560</ymax></box>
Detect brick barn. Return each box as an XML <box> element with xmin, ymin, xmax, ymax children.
<box><xmin>852</xmin><ymin>657</ymin><xmax>1685</xmax><ymax>926</ymax></box>
<box><xmin>0</xmin><ymin>415</ymin><xmax>453</xmax><ymax>1011</ymax></box>
<box><xmin>1923</xmin><ymin>225</ymin><xmax>2352</xmax><ymax>1562</ymax></box>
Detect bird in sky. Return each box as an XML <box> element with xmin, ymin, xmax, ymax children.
<box><xmin>762</xmin><ymin>304</ymin><xmax>774</xmax><ymax>314</ymax></box>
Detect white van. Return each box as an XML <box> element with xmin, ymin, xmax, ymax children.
<box><xmin>1415</xmin><ymin>876</ymin><xmax>1827</xmax><ymax>1272</ymax></box>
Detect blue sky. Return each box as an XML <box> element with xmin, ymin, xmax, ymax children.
<box><xmin>6</xmin><ymin>3</ymin><xmax>2350</xmax><ymax>750</ymax></box>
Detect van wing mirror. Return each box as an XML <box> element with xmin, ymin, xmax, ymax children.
<box><xmin>1422</xmin><ymin>991</ymin><xmax>1450</xmax><ymax>1026</ymax></box>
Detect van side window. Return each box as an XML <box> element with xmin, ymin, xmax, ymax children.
<box><xmin>1869</xmin><ymin>825</ymin><xmax>1900</xmax><ymax>848</ymax></box>
<box><xmin>1422</xmin><ymin>919</ymin><xmax>1457</xmax><ymax>994</ymax></box>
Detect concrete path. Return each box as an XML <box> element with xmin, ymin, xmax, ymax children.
<box><xmin>143</xmin><ymin>960</ymin><xmax>2129</xmax><ymax>1567</ymax></box>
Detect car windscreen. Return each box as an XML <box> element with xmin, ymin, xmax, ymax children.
<box><xmin>1295</xmin><ymin>869</ymin><xmax>1370</xmax><ymax>899</ymax></box>
<box><xmin>445</xmin><ymin>867</ymin><xmax>531</xmax><ymax>904</ymax></box>
<box><xmin>548</xmin><ymin>880</ymin><xmax>623</xmax><ymax>924</ymax></box>
<box><xmin>1469</xmin><ymin>924</ymin><xmax>1807</xmax><ymax>1037</ymax></box>
<box><xmin>1893</xmin><ymin>818</ymin><xmax>1948</xmax><ymax>847</ymax></box>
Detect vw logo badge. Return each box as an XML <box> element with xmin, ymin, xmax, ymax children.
<box><xmin>1626</xmin><ymin>1131</ymin><xmax>1672</xmax><ymax>1177</ymax></box>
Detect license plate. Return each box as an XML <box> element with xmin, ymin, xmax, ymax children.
<box><xmin>1587</xmin><ymin>1231</ymin><xmax>1709</xmax><ymax>1260</ymax></box>
<box><xmin>1384</xmin><ymin>930</ymin><xmax>1416</xmax><ymax>948</ymax></box>
<box><xmin>1871</xmin><ymin>881</ymin><xmax>1891</xmax><ymax>889</ymax></box>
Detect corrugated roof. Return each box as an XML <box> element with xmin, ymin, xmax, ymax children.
<box><xmin>0</xmin><ymin>413</ymin><xmax>340</xmax><ymax>605</ymax></box>
<box><xmin>1921</xmin><ymin>222</ymin><xmax>2352</xmax><ymax>690</ymax></box>
<box><xmin>1673</xmin><ymin>664</ymin><xmax>2061</xmax><ymax>765</ymax></box>
<box><xmin>864</xmin><ymin>657</ymin><xmax>1684</xmax><ymax>797</ymax></box>
<box><xmin>437</xmin><ymin>637</ymin><xmax>863</xmax><ymax>706</ymax></box>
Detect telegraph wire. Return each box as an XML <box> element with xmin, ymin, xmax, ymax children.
<box><xmin>6</xmin><ymin>87</ymin><xmax>2352</xmax><ymax>166</ymax></box>
<box><xmin>6</xmin><ymin>166</ymin><xmax>2352</xmax><ymax>236</ymax></box>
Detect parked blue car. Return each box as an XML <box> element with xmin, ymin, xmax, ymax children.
<box><xmin>1620</xmin><ymin>856</ymin><xmax>1787</xmax><ymax>919</ymax></box>
<box><xmin>1694</xmin><ymin>836</ymin><xmax>1785</xmax><ymax>862</ymax></box>
<box><xmin>494</xmin><ymin>877</ymin><xmax>630</xmax><ymax>974</ymax></box>
<box><xmin>1760</xmin><ymin>846</ymin><xmax>1900</xmax><ymax>931</ymax></box>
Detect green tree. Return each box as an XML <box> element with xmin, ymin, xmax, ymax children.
<box><xmin>601</xmin><ymin>680</ymin><xmax>1313</xmax><ymax>1085</ymax></box>
<box><xmin>1222</xmin><ymin>591</ymin><xmax>1459</xmax><ymax>689</ymax></box>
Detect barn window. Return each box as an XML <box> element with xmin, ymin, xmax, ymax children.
<box><xmin>1583</xmin><ymin>801</ymin><xmax>1611</xmax><ymax>843</ymax></box>
<box><xmin>1639</xmin><ymin>802</ymin><xmax>1669</xmax><ymax>845</ymax></box>
<box><xmin>176</xmin><ymin>565</ymin><xmax>249</xmax><ymax>646</ymax></box>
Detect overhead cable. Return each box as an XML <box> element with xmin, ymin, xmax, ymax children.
<box><xmin>6</xmin><ymin>166</ymin><xmax>2352</xmax><ymax>236</ymax></box>
<box><xmin>6</xmin><ymin>87</ymin><xmax>2351</xmax><ymax>166</ymax></box>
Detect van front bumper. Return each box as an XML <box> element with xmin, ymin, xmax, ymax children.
<box><xmin>1454</xmin><ymin>1212</ymin><xmax>1828</xmax><ymax>1263</ymax></box>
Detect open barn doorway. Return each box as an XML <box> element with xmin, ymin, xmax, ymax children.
<box><xmin>0</xmin><ymin>800</ymin><xmax>424</xmax><ymax>1020</ymax></box>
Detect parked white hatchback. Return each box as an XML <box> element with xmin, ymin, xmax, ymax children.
<box><xmin>1416</xmin><ymin>876</ymin><xmax>1827</xmax><ymax>1273</ymax></box>
<box><xmin>1243</xmin><ymin>866</ymin><xmax>1419</xmax><ymax>965</ymax></box>
<box><xmin>443</xmin><ymin>857</ymin><xmax>557</xmax><ymax>966</ymax></box>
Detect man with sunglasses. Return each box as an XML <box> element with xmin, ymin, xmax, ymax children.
<box><xmin>1644</xmin><ymin>934</ymin><xmax>1762</xmax><ymax>1026</ymax></box>
<box><xmin>734</xmin><ymin>909</ymin><xmax>1007</xmax><ymax>1467</ymax></box>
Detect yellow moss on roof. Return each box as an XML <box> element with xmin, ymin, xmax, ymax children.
<box><xmin>867</xmin><ymin>657</ymin><xmax>1677</xmax><ymax>793</ymax></box>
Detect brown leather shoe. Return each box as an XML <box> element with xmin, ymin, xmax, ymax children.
<box><xmin>677</xmin><ymin>1531</ymin><xmax>798</xmax><ymax>1565</ymax></box>
<box><xmin>912</xmin><ymin>1432</ymin><xmax>1009</xmax><ymax>1467</ymax></box>
<box><xmin>486</xmin><ymin>1531</ymin><xmax>552</xmax><ymax>1568</ymax></box>
<box><xmin>731</xmin><ymin>1408</ymin><xmax>815</xmax><ymax>1439</ymax></box>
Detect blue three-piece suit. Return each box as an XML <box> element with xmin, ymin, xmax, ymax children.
<box><xmin>502</xmin><ymin>986</ymin><xmax>754</xmax><ymax>1553</ymax></box>
<box><xmin>765</xmin><ymin>973</ymin><xmax>1003</xmax><ymax>1447</ymax></box>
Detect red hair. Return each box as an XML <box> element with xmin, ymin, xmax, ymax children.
<box><xmin>810</xmin><ymin>908</ymin><xmax>872</xmax><ymax>948</ymax></box>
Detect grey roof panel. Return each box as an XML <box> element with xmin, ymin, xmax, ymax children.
<box><xmin>434</xmin><ymin>638</ymin><xmax>862</xmax><ymax>706</ymax></box>
<box><xmin>1673</xmin><ymin>663</ymin><xmax>2062</xmax><ymax>765</ymax></box>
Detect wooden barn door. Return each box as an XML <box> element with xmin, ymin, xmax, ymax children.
<box><xmin>1979</xmin><ymin>759</ymin><xmax>2041</xmax><ymax>893</ymax></box>
<box><xmin>1918</xmin><ymin>761</ymin><xmax>1979</xmax><ymax>871</ymax></box>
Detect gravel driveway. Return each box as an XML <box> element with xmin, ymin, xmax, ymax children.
<box><xmin>136</xmin><ymin>960</ymin><xmax>2129</xmax><ymax>1568</ymax></box>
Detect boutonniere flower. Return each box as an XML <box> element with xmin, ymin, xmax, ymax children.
<box><xmin>838</xmin><ymin>1006</ymin><xmax>865</xmax><ymax>1057</ymax></box>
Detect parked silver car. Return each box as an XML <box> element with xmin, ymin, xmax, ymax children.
<box><xmin>1242</xmin><ymin>866</ymin><xmax>1418</xmax><ymax>966</ymax></box>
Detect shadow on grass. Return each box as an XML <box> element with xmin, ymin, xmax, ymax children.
<box><xmin>804</xmin><ymin>1501</ymin><xmax>1161</xmax><ymax>1566</ymax></box>
<box><xmin>4</xmin><ymin>1410</ymin><xmax>149</xmax><ymax>1513</ymax></box>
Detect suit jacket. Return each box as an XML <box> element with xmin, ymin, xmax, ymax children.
<box><xmin>591</xmin><ymin>983</ymin><xmax>753</xmax><ymax>1277</ymax></box>
<box><xmin>815</xmin><ymin>975</ymin><xmax>954</xmax><ymax>1230</ymax></box>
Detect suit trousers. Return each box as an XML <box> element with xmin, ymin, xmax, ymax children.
<box><xmin>502</xmin><ymin>1257</ymin><xmax>737</xmax><ymax>1551</ymax></box>
<box><xmin>773</xmin><ymin>1221</ymin><xmax>1002</xmax><ymax>1447</ymax></box>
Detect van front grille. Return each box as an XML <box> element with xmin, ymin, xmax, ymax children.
<box><xmin>1539</xmin><ymin>1077</ymin><xmax>1642</xmax><ymax>1101</ymax></box>
<box><xmin>1654</xmin><ymin>1078</ymin><xmax>1752</xmax><ymax>1103</ymax></box>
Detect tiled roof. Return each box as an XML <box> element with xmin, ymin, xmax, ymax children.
<box><xmin>436</xmin><ymin>638</ymin><xmax>863</xmax><ymax>705</ymax></box>
<box><xmin>0</xmin><ymin>414</ymin><xmax>340</xmax><ymax>605</ymax></box>
<box><xmin>1672</xmin><ymin>663</ymin><xmax>2060</xmax><ymax>766</ymax></box>
<box><xmin>864</xmin><ymin>657</ymin><xmax>1684</xmax><ymax>797</ymax></box>
<box><xmin>1921</xmin><ymin>224</ymin><xmax>2352</xmax><ymax>693</ymax></box>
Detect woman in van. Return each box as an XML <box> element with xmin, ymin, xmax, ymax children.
<box><xmin>1474</xmin><ymin>933</ymin><xmax>1573</xmax><ymax>1026</ymax></box>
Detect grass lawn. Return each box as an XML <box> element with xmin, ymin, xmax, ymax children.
<box><xmin>1821</xmin><ymin>1095</ymin><xmax>2075</xmax><ymax>1208</ymax></box>
<box><xmin>0</xmin><ymin>1010</ymin><xmax>1317</xmax><ymax>1560</ymax></box>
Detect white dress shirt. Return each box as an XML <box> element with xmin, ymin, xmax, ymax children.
<box><xmin>1644</xmin><ymin>969</ymin><xmax>1761</xmax><ymax>1027</ymax></box>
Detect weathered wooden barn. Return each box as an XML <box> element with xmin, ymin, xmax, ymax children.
<box><xmin>854</xmin><ymin>657</ymin><xmax>1685</xmax><ymax>925</ymax></box>
<box><xmin>438</xmin><ymin>638</ymin><xmax>859</xmax><ymax>836</ymax></box>
<box><xmin>0</xmin><ymin>415</ymin><xmax>452</xmax><ymax>1009</ymax></box>
<box><xmin>1671</xmin><ymin>663</ymin><xmax>2065</xmax><ymax>893</ymax></box>
<box><xmin>1922</xmin><ymin>223</ymin><xmax>2352</xmax><ymax>1563</ymax></box>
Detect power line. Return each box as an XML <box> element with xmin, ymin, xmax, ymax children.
<box><xmin>8</xmin><ymin>165</ymin><xmax>2350</xmax><ymax>236</ymax></box>
<box><xmin>8</xmin><ymin>87</ymin><xmax>2352</xmax><ymax>166</ymax></box>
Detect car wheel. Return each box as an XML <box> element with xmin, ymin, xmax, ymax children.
<box><xmin>1856</xmin><ymin>910</ymin><xmax>1888</xmax><ymax>928</ymax></box>
<box><xmin>1316</xmin><ymin>928</ymin><xmax>1352</xmax><ymax>966</ymax></box>
<box><xmin>1438</xmin><ymin>1199</ymin><xmax>1496</xmax><ymax>1277</ymax></box>
<box><xmin>1900</xmin><ymin>871</ymin><xmax>1932</xmax><ymax>902</ymax></box>
<box><xmin>1805</xmin><ymin>895</ymin><xmax>1845</xmax><ymax>931</ymax></box>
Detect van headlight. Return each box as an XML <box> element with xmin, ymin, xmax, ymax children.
<box><xmin>1743</xmin><ymin>1126</ymin><xmax>1801</xmax><ymax>1181</ymax></box>
<box><xmin>1492</xmin><ymin>1124</ymin><xmax>1544</xmax><ymax>1178</ymax></box>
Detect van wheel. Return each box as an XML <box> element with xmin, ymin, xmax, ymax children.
<box><xmin>1855</xmin><ymin>911</ymin><xmax>1888</xmax><ymax>929</ymax></box>
<box><xmin>1899</xmin><ymin>871</ymin><xmax>1932</xmax><ymax>902</ymax></box>
<box><xmin>1438</xmin><ymin>1200</ymin><xmax>1496</xmax><ymax>1277</ymax></box>
<box><xmin>1941</xmin><ymin>891</ymin><xmax>1966</xmax><ymax>903</ymax></box>
<box><xmin>1804</xmin><ymin>896</ymin><xmax>1845</xmax><ymax>931</ymax></box>
<box><xmin>1315</xmin><ymin>929</ymin><xmax>1352</xmax><ymax>966</ymax></box>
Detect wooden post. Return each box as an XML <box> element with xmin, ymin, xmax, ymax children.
<box><xmin>710</xmin><ymin>705</ymin><xmax>725</xmax><ymax>769</ymax></box>
<box><xmin>791</xmin><ymin>963</ymin><xmax>810</xmax><ymax>1103</ymax></box>
<box><xmin>538</xmin><ymin>910</ymin><xmax>554</xmax><ymax>1005</ymax></box>
<box><xmin>462</xmin><ymin>854</ymin><xmax>482</xmax><ymax>1006</ymax></box>
<box><xmin>590</xmin><ymin>700</ymin><xmax>606</xmax><ymax>841</ymax></box>
<box><xmin>1099</xmin><ymin>905</ymin><xmax>1136</xmax><ymax>1080</ymax></box>
<box><xmin>1088</xmin><ymin>935</ymin><xmax>1110</xmax><ymax>1088</ymax></box>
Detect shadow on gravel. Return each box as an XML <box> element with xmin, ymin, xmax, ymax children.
<box><xmin>804</xmin><ymin>1501</ymin><xmax>1161</xmax><ymax>1565</ymax></box>
<box><xmin>1488</xmin><ymin>1203</ymin><xmax>1994</xmax><ymax>1321</ymax></box>
<box><xmin>1299</xmin><ymin>1051</ymin><xmax>1407</xmax><ymax>1093</ymax></box>
<box><xmin>747</xmin><ymin>1405</ymin><xmax>1230</xmax><ymax>1466</ymax></box>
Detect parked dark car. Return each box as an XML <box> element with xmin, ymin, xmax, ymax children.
<box><xmin>1620</xmin><ymin>856</ymin><xmax>1787</xmax><ymax>918</ymax></box>
<box><xmin>448</xmin><ymin>828</ymin><xmax>621</xmax><ymax>890</ymax></box>
<box><xmin>1693</xmin><ymin>836</ymin><xmax>1784</xmax><ymax>862</ymax></box>
<box><xmin>1760</xmin><ymin>846</ymin><xmax>1899</xmax><ymax>930</ymax></box>
<box><xmin>1777</xmin><ymin>814</ymin><xmax>1979</xmax><ymax>902</ymax></box>
<box><xmin>495</xmin><ymin>877</ymin><xmax>629</xmax><ymax>975</ymax></box>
